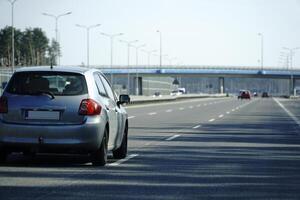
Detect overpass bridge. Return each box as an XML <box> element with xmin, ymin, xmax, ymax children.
<box><xmin>95</xmin><ymin>65</ymin><xmax>300</xmax><ymax>95</ymax></box>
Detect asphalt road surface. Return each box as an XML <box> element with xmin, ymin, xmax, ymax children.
<box><xmin>1</xmin><ymin>97</ymin><xmax>300</xmax><ymax>199</ymax></box>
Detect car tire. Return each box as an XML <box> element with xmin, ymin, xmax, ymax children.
<box><xmin>92</xmin><ymin>129</ymin><xmax>108</xmax><ymax>166</ymax></box>
<box><xmin>0</xmin><ymin>150</ymin><xmax>7</xmax><ymax>164</ymax></box>
<box><xmin>113</xmin><ymin>124</ymin><xmax>128</xmax><ymax>159</ymax></box>
<box><xmin>23</xmin><ymin>151</ymin><xmax>36</xmax><ymax>158</ymax></box>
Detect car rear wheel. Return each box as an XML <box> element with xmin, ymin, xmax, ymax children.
<box><xmin>113</xmin><ymin>124</ymin><xmax>128</xmax><ymax>159</ymax></box>
<box><xmin>91</xmin><ymin>129</ymin><xmax>108</xmax><ymax>166</ymax></box>
<box><xmin>0</xmin><ymin>149</ymin><xmax>7</xmax><ymax>164</ymax></box>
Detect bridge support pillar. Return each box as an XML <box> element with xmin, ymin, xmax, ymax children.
<box><xmin>219</xmin><ymin>77</ymin><xmax>225</xmax><ymax>94</ymax></box>
<box><xmin>289</xmin><ymin>76</ymin><xmax>296</xmax><ymax>96</ymax></box>
<box><xmin>134</xmin><ymin>76</ymin><xmax>143</xmax><ymax>95</ymax></box>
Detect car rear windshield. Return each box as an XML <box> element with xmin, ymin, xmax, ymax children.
<box><xmin>6</xmin><ymin>71</ymin><xmax>88</xmax><ymax>96</ymax></box>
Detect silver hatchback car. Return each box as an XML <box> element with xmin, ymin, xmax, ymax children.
<box><xmin>0</xmin><ymin>66</ymin><xmax>130</xmax><ymax>166</ymax></box>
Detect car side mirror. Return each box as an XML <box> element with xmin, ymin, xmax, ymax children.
<box><xmin>1</xmin><ymin>82</ymin><xmax>7</xmax><ymax>90</ymax></box>
<box><xmin>118</xmin><ymin>94</ymin><xmax>130</xmax><ymax>106</ymax></box>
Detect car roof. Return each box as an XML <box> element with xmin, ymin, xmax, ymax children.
<box><xmin>15</xmin><ymin>66</ymin><xmax>94</xmax><ymax>74</ymax></box>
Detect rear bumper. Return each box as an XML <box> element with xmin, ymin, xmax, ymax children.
<box><xmin>0</xmin><ymin>119</ymin><xmax>105</xmax><ymax>154</ymax></box>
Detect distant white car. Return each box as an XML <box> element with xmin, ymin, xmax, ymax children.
<box><xmin>170</xmin><ymin>90</ymin><xmax>183</xmax><ymax>96</ymax></box>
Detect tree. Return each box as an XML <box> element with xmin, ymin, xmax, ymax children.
<box><xmin>47</xmin><ymin>39</ymin><xmax>60</xmax><ymax>66</ymax></box>
<box><xmin>0</xmin><ymin>26</ymin><xmax>52</xmax><ymax>67</ymax></box>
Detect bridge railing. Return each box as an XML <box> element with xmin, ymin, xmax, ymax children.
<box><xmin>0</xmin><ymin>65</ymin><xmax>298</xmax><ymax>71</ymax></box>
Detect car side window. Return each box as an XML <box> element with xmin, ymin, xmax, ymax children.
<box><xmin>93</xmin><ymin>73</ymin><xmax>107</xmax><ymax>97</ymax></box>
<box><xmin>99</xmin><ymin>75</ymin><xmax>116</xmax><ymax>101</ymax></box>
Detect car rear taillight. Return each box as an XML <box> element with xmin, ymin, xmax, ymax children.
<box><xmin>78</xmin><ymin>99</ymin><xmax>101</xmax><ymax>116</ymax></box>
<box><xmin>0</xmin><ymin>96</ymin><xmax>8</xmax><ymax>113</ymax></box>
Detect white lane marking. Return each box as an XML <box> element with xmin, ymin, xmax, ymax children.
<box><xmin>209</xmin><ymin>118</ymin><xmax>215</xmax><ymax>122</ymax></box>
<box><xmin>274</xmin><ymin>98</ymin><xmax>300</xmax><ymax>127</ymax></box>
<box><xmin>226</xmin><ymin>111</ymin><xmax>230</xmax><ymax>114</ymax></box>
<box><xmin>204</xmin><ymin>104</ymin><xmax>207</xmax><ymax>106</ymax></box>
<box><xmin>165</xmin><ymin>134</ymin><xmax>181</xmax><ymax>141</ymax></box>
<box><xmin>148</xmin><ymin>112</ymin><xmax>157</xmax><ymax>115</ymax></box>
<box><xmin>128</xmin><ymin>116</ymin><xmax>136</xmax><ymax>119</ymax></box>
<box><xmin>108</xmin><ymin>154</ymin><xmax>139</xmax><ymax>166</ymax></box>
<box><xmin>189</xmin><ymin>106</ymin><xmax>194</xmax><ymax>109</ymax></box>
<box><xmin>145</xmin><ymin>142</ymin><xmax>152</xmax><ymax>146</ymax></box>
<box><xmin>193</xmin><ymin>125</ymin><xmax>202</xmax><ymax>129</ymax></box>
<box><xmin>179</xmin><ymin>107</ymin><xmax>185</xmax><ymax>110</ymax></box>
<box><xmin>166</xmin><ymin>109</ymin><xmax>173</xmax><ymax>113</ymax></box>
<box><xmin>219</xmin><ymin>114</ymin><xmax>224</xmax><ymax>118</ymax></box>
<box><xmin>232</xmin><ymin>109</ymin><xmax>235</xmax><ymax>112</ymax></box>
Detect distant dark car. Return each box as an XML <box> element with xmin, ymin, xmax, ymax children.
<box><xmin>262</xmin><ymin>92</ymin><xmax>269</xmax><ymax>98</ymax></box>
<box><xmin>238</xmin><ymin>90</ymin><xmax>251</xmax><ymax>100</ymax></box>
<box><xmin>153</xmin><ymin>92</ymin><xmax>162</xmax><ymax>97</ymax></box>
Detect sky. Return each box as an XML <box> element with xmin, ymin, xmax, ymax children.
<box><xmin>1</xmin><ymin>0</ymin><xmax>300</xmax><ymax>68</ymax></box>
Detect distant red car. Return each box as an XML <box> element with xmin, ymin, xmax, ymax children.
<box><xmin>238</xmin><ymin>90</ymin><xmax>251</xmax><ymax>100</ymax></box>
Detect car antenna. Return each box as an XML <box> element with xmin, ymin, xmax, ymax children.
<box><xmin>50</xmin><ymin>57</ymin><xmax>53</xmax><ymax>70</ymax></box>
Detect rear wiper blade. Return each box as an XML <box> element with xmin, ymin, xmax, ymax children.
<box><xmin>30</xmin><ymin>91</ymin><xmax>55</xmax><ymax>99</ymax></box>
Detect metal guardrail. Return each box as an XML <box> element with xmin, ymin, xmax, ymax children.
<box><xmin>127</xmin><ymin>94</ymin><xmax>227</xmax><ymax>105</ymax></box>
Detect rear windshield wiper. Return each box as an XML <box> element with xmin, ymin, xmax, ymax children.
<box><xmin>29</xmin><ymin>91</ymin><xmax>55</xmax><ymax>99</ymax></box>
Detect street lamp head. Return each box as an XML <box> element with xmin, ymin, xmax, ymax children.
<box><xmin>42</xmin><ymin>12</ymin><xmax>55</xmax><ymax>18</ymax></box>
<box><xmin>76</xmin><ymin>24</ymin><xmax>86</xmax><ymax>28</ymax></box>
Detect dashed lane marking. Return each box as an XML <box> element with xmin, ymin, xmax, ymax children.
<box><xmin>108</xmin><ymin>154</ymin><xmax>139</xmax><ymax>167</ymax></box>
<box><xmin>219</xmin><ymin>114</ymin><xmax>224</xmax><ymax>118</ymax></box>
<box><xmin>148</xmin><ymin>112</ymin><xmax>157</xmax><ymax>115</ymax></box>
<box><xmin>128</xmin><ymin>116</ymin><xmax>136</xmax><ymax>119</ymax></box>
<box><xmin>193</xmin><ymin>125</ymin><xmax>202</xmax><ymax>129</ymax></box>
<box><xmin>209</xmin><ymin>118</ymin><xmax>215</xmax><ymax>122</ymax></box>
<box><xmin>165</xmin><ymin>134</ymin><xmax>181</xmax><ymax>141</ymax></box>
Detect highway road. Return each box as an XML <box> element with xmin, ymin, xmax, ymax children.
<box><xmin>1</xmin><ymin>97</ymin><xmax>300</xmax><ymax>199</ymax></box>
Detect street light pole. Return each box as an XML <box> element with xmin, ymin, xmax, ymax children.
<box><xmin>7</xmin><ymin>0</ymin><xmax>18</xmax><ymax>72</ymax></box>
<box><xmin>157</xmin><ymin>30</ymin><xmax>162</xmax><ymax>69</ymax></box>
<box><xmin>133</xmin><ymin>44</ymin><xmax>146</xmax><ymax>95</ymax></box>
<box><xmin>100</xmin><ymin>32</ymin><xmax>124</xmax><ymax>86</ymax></box>
<box><xmin>283</xmin><ymin>47</ymin><xmax>300</xmax><ymax>96</ymax></box>
<box><xmin>42</xmin><ymin>11</ymin><xmax>72</xmax><ymax>65</ymax></box>
<box><xmin>141</xmin><ymin>49</ymin><xmax>157</xmax><ymax>67</ymax></box>
<box><xmin>258</xmin><ymin>33</ymin><xmax>264</xmax><ymax>71</ymax></box>
<box><xmin>119</xmin><ymin>39</ymin><xmax>138</xmax><ymax>94</ymax></box>
<box><xmin>76</xmin><ymin>24</ymin><xmax>101</xmax><ymax>68</ymax></box>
